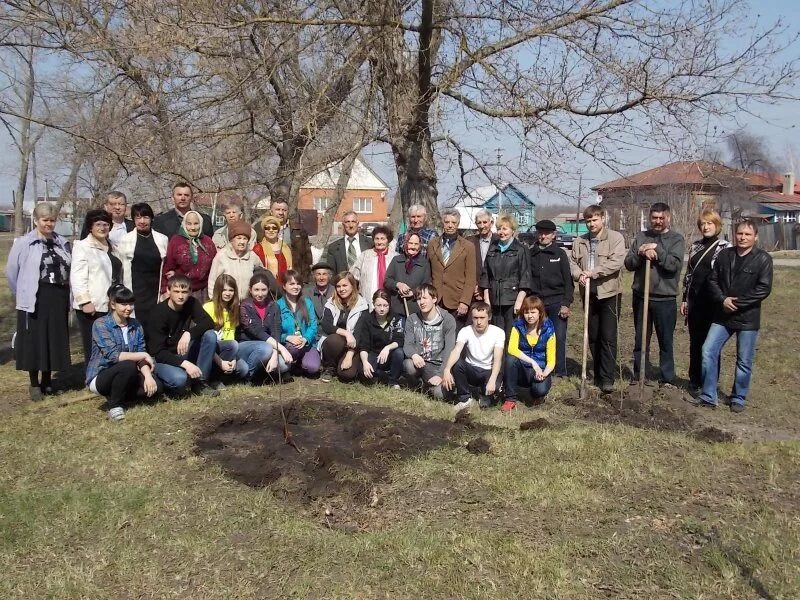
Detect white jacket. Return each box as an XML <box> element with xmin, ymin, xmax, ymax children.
<box><xmin>350</xmin><ymin>247</ymin><xmax>397</xmax><ymax>308</ymax></box>
<box><xmin>114</xmin><ymin>229</ymin><xmax>169</xmax><ymax>307</ymax></box>
<box><xmin>207</xmin><ymin>244</ymin><xmax>264</xmax><ymax>299</ymax></box>
<box><xmin>70</xmin><ymin>236</ymin><xmax>116</xmax><ymax>311</ymax></box>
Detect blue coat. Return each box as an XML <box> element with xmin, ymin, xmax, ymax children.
<box><xmin>276</xmin><ymin>297</ymin><xmax>319</xmax><ymax>345</ymax></box>
<box><xmin>6</xmin><ymin>229</ymin><xmax>72</xmax><ymax>313</ymax></box>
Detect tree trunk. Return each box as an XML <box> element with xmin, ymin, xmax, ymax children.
<box><xmin>14</xmin><ymin>48</ymin><xmax>36</xmax><ymax>236</ymax></box>
<box><xmin>392</xmin><ymin>136</ymin><xmax>440</xmax><ymax>229</ymax></box>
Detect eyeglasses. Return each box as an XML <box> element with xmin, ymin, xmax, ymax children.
<box><xmin>264</xmin><ymin>226</ymin><xmax>279</xmax><ymax>231</ymax></box>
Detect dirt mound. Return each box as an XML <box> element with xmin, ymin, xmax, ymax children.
<box><xmin>465</xmin><ymin>437</ymin><xmax>491</xmax><ymax>454</ymax></box>
<box><xmin>520</xmin><ymin>418</ymin><xmax>554</xmax><ymax>431</ymax></box>
<box><xmin>195</xmin><ymin>398</ymin><xmax>488</xmax><ymax>502</ymax></box>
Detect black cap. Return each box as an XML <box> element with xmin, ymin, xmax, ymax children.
<box><xmin>534</xmin><ymin>219</ymin><xmax>557</xmax><ymax>231</ymax></box>
<box><xmin>311</xmin><ymin>262</ymin><xmax>333</xmax><ymax>272</ymax></box>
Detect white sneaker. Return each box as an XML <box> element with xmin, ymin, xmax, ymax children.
<box><xmin>454</xmin><ymin>398</ymin><xmax>476</xmax><ymax>412</ymax></box>
<box><xmin>107</xmin><ymin>407</ymin><xmax>125</xmax><ymax>422</ymax></box>
<box><xmin>390</xmin><ymin>384</ymin><xmax>401</xmax><ymax>390</ymax></box>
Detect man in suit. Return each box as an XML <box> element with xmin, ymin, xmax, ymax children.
<box><xmin>468</xmin><ymin>209</ymin><xmax>496</xmax><ymax>302</ymax></box>
<box><xmin>324</xmin><ymin>211</ymin><xmax>373</xmax><ymax>275</ymax></box>
<box><xmin>79</xmin><ymin>191</ymin><xmax>134</xmax><ymax>244</ymax></box>
<box><xmin>255</xmin><ymin>197</ymin><xmax>313</xmax><ymax>282</ymax></box>
<box><xmin>152</xmin><ymin>182</ymin><xmax>214</xmax><ymax>239</ymax></box>
<box><xmin>428</xmin><ymin>208</ymin><xmax>477</xmax><ymax>329</ymax></box>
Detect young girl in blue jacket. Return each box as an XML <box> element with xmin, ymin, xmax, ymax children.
<box><xmin>276</xmin><ymin>269</ymin><xmax>321</xmax><ymax>376</ymax></box>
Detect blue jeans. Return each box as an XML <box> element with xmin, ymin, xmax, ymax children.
<box><xmin>217</xmin><ymin>340</ymin><xmax>249</xmax><ymax>380</ymax></box>
<box><xmin>503</xmin><ymin>356</ymin><xmax>552</xmax><ymax>400</ymax></box>
<box><xmin>698</xmin><ymin>324</ymin><xmax>759</xmax><ymax>407</ymax></box>
<box><xmin>362</xmin><ymin>348</ymin><xmax>404</xmax><ymax>385</ymax></box>
<box><xmin>154</xmin><ymin>329</ymin><xmax>218</xmax><ymax>393</ymax></box>
<box><xmin>236</xmin><ymin>340</ymin><xmax>289</xmax><ymax>380</ymax></box>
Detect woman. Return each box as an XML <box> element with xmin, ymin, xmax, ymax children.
<box><xmin>238</xmin><ymin>271</ymin><xmax>293</xmax><ymax>380</ymax></box>
<box><xmin>480</xmin><ymin>213</ymin><xmax>532</xmax><ymax>336</ymax></box>
<box><xmin>253</xmin><ymin>215</ymin><xmax>292</xmax><ymax>281</ymax></box>
<box><xmin>6</xmin><ymin>202</ymin><xmax>72</xmax><ymax>400</ymax></box>
<box><xmin>161</xmin><ymin>210</ymin><xmax>216</xmax><ymax>302</ymax></box>
<box><xmin>384</xmin><ymin>232</ymin><xmax>431</xmax><ymax>316</ymax></box>
<box><xmin>114</xmin><ymin>202</ymin><xmax>168</xmax><ymax>333</ymax></box>
<box><xmin>350</xmin><ymin>226</ymin><xmax>396</xmax><ymax>309</ymax></box>
<box><xmin>319</xmin><ymin>272</ymin><xmax>369</xmax><ymax>382</ymax></box>
<box><xmin>276</xmin><ymin>269</ymin><xmax>321</xmax><ymax>377</ymax></box>
<box><xmin>71</xmin><ymin>209</ymin><xmax>123</xmax><ymax>363</ymax></box>
<box><xmin>356</xmin><ymin>289</ymin><xmax>405</xmax><ymax>388</ymax></box>
<box><xmin>502</xmin><ymin>295</ymin><xmax>555</xmax><ymax>411</ymax></box>
<box><xmin>681</xmin><ymin>209</ymin><xmax>731</xmax><ymax>391</ymax></box>
<box><xmin>204</xmin><ymin>274</ymin><xmax>248</xmax><ymax>386</ymax></box>
<box><xmin>207</xmin><ymin>220</ymin><xmax>262</xmax><ymax>300</ymax></box>
<box><xmin>86</xmin><ymin>284</ymin><xmax>161</xmax><ymax>421</ymax></box>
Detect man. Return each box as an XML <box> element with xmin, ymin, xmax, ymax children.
<box><xmin>212</xmin><ymin>201</ymin><xmax>256</xmax><ymax>250</ymax></box>
<box><xmin>395</xmin><ymin>204</ymin><xmax>438</xmax><ymax>258</ymax></box>
<box><xmin>569</xmin><ymin>205</ymin><xmax>626</xmax><ymax>393</ymax></box>
<box><xmin>624</xmin><ymin>202</ymin><xmax>685</xmax><ymax>386</ymax></box>
<box><xmin>152</xmin><ymin>182</ymin><xmax>214</xmax><ymax>239</ymax></box>
<box><xmin>79</xmin><ymin>191</ymin><xmax>134</xmax><ymax>244</ymax></box>
<box><xmin>442</xmin><ymin>301</ymin><xmax>504</xmax><ymax>411</ymax></box>
<box><xmin>324</xmin><ymin>210</ymin><xmax>373</xmax><ymax>274</ymax></box>
<box><xmin>255</xmin><ymin>198</ymin><xmax>313</xmax><ymax>282</ymax></box>
<box><xmin>428</xmin><ymin>208</ymin><xmax>477</xmax><ymax>329</ymax></box>
<box><xmin>692</xmin><ymin>220</ymin><xmax>772</xmax><ymax>412</ymax></box>
<box><xmin>147</xmin><ymin>274</ymin><xmax>220</xmax><ymax>397</ymax></box>
<box><xmin>468</xmin><ymin>209</ymin><xmax>496</xmax><ymax>301</ymax></box>
<box><xmin>303</xmin><ymin>262</ymin><xmax>335</xmax><ymax>321</ymax></box>
<box><xmin>529</xmin><ymin>219</ymin><xmax>574</xmax><ymax>377</ymax></box>
<box><xmin>403</xmin><ymin>284</ymin><xmax>457</xmax><ymax>400</ymax></box>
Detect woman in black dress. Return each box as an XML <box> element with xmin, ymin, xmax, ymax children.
<box><xmin>5</xmin><ymin>202</ymin><xmax>72</xmax><ymax>400</ymax></box>
<box><xmin>115</xmin><ymin>203</ymin><xmax>169</xmax><ymax>334</ymax></box>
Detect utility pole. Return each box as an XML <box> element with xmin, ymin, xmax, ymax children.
<box><xmin>575</xmin><ymin>170</ymin><xmax>583</xmax><ymax>235</ymax></box>
<box><xmin>496</xmin><ymin>148</ymin><xmax>503</xmax><ymax>214</ymax></box>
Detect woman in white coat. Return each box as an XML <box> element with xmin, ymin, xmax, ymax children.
<box><xmin>349</xmin><ymin>226</ymin><xmax>396</xmax><ymax>309</ymax></box>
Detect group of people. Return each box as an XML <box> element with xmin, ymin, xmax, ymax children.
<box><xmin>5</xmin><ymin>184</ymin><xmax>772</xmax><ymax>421</ymax></box>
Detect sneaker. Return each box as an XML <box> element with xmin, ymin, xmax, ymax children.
<box><xmin>210</xmin><ymin>380</ymin><xmax>226</xmax><ymax>391</ymax></box>
<box><xmin>689</xmin><ymin>397</ymin><xmax>717</xmax><ymax>409</ymax></box>
<box><xmin>390</xmin><ymin>384</ymin><xmax>401</xmax><ymax>390</ymax></box>
<box><xmin>29</xmin><ymin>385</ymin><xmax>43</xmax><ymax>402</ymax></box>
<box><xmin>192</xmin><ymin>382</ymin><xmax>220</xmax><ymax>397</ymax></box>
<box><xmin>500</xmin><ymin>400</ymin><xmax>517</xmax><ymax>412</ymax></box>
<box><xmin>478</xmin><ymin>395</ymin><xmax>492</xmax><ymax>409</ymax></box>
<box><xmin>454</xmin><ymin>397</ymin><xmax>476</xmax><ymax>411</ymax></box>
<box><xmin>107</xmin><ymin>406</ymin><xmax>125</xmax><ymax>422</ymax></box>
<box><xmin>730</xmin><ymin>403</ymin><xmax>745</xmax><ymax>413</ymax></box>
<box><xmin>319</xmin><ymin>368</ymin><xmax>334</xmax><ymax>383</ymax></box>
<box><xmin>41</xmin><ymin>386</ymin><xmax>63</xmax><ymax>396</ymax></box>
<box><xmin>660</xmin><ymin>381</ymin><xmax>678</xmax><ymax>390</ymax></box>
<box><xmin>600</xmin><ymin>382</ymin><xmax>616</xmax><ymax>394</ymax></box>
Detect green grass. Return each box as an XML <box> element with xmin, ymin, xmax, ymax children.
<box><xmin>0</xmin><ymin>241</ymin><xmax>799</xmax><ymax>598</ymax></box>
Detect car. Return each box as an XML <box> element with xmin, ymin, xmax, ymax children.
<box><xmin>518</xmin><ymin>225</ymin><xmax>576</xmax><ymax>249</ymax></box>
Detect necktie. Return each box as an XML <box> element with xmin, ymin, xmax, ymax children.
<box><xmin>442</xmin><ymin>239</ymin><xmax>451</xmax><ymax>264</ymax></box>
<box><xmin>347</xmin><ymin>237</ymin><xmax>357</xmax><ymax>268</ymax></box>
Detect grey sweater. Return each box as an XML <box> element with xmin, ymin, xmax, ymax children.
<box><xmin>624</xmin><ymin>229</ymin><xmax>685</xmax><ymax>299</ymax></box>
<box><xmin>403</xmin><ymin>309</ymin><xmax>456</xmax><ymax>370</ymax></box>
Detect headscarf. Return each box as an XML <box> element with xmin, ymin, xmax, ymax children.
<box><xmin>178</xmin><ymin>210</ymin><xmax>210</xmax><ymax>264</ymax></box>
<box><xmin>403</xmin><ymin>233</ymin><xmax>421</xmax><ymax>275</ymax></box>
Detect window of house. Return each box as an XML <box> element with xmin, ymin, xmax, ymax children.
<box><xmin>353</xmin><ymin>197</ymin><xmax>372</xmax><ymax>213</ymax></box>
<box><xmin>782</xmin><ymin>211</ymin><xmax>798</xmax><ymax>223</ymax></box>
<box><xmin>313</xmin><ymin>197</ymin><xmax>331</xmax><ymax>212</ymax></box>
<box><xmin>214</xmin><ymin>214</ymin><xmax>225</xmax><ymax>227</ymax></box>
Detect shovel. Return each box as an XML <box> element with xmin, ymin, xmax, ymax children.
<box><xmin>579</xmin><ymin>279</ymin><xmax>591</xmax><ymax>400</ymax></box>
<box><xmin>639</xmin><ymin>259</ymin><xmax>651</xmax><ymax>400</ymax></box>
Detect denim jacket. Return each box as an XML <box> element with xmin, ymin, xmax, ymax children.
<box><xmin>6</xmin><ymin>230</ymin><xmax>72</xmax><ymax>313</ymax></box>
<box><xmin>85</xmin><ymin>314</ymin><xmax>147</xmax><ymax>384</ymax></box>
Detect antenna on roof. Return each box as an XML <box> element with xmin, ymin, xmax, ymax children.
<box><xmin>496</xmin><ymin>148</ymin><xmax>503</xmax><ymax>212</ymax></box>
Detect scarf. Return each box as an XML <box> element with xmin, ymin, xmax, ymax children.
<box><xmin>498</xmin><ymin>239</ymin><xmax>513</xmax><ymax>253</ymax></box>
<box><xmin>375</xmin><ymin>247</ymin><xmax>388</xmax><ymax>291</ymax></box>
<box><xmin>260</xmin><ymin>238</ymin><xmax>293</xmax><ymax>277</ymax></box>
<box><xmin>404</xmin><ymin>252</ymin><xmax>419</xmax><ymax>275</ymax></box>
<box><xmin>178</xmin><ymin>211</ymin><xmax>209</xmax><ymax>265</ymax></box>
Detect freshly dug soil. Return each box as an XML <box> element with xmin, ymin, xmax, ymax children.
<box><xmin>465</xmin><ymin>437</ymin><xmax>491</xmax><ymax>454</ymax></box>
<box><xmin>195</xmin><ymin>397</ymin><xmax>488</xmax><ymax>502</ymax></box>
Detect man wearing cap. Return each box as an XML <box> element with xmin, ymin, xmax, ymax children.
<box><xmin>303</xmin><ymin>262</ymin><xmax>335</xmax><ymax>321</ymax></box>
<box><xmin>529</xmin><ymin>219</ymin><xmax>574</xmax><ymax>377</ymax></box>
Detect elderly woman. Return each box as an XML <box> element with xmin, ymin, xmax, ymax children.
<box><xmin>350</xmin><ymin>225</ymin><xmax>396</xmax><ymax>309</ymax></box>
<box><xmin>681</xmin><ymin>209</ymin><xmax>731</xmax><ymax>391</ymax></box>
<box><xmin>161</xmin><ymin>210</ymin><xmax>216</xmax><ymax>302</ymax></box>
<box><xmin>114</xmin><ymin>202</ymin><xmax>168</xmax><ymax>333</ymax></box>
<box><xmin>6</xmin><ymin>202</ymin><xmax>72</xmax><ymax>400</ymax></box>
<box><xmin>384</xmin><ymin>232</ymin><xmax>431</xmax><ymax>316</ymax></box>
<box><xmin>254</xmin><ymin>215</ymin><xmax>292</xmax><ymax>282</ymax></box>
<box><xmin>71</xmin><ymin>209</ymin><xmax>123</xmax><ymax>364</ymax></box>
<box><xmin>480</xmin><ymin>213</ymin><xmax>532</xmax><ymax>336</ymax></box>
<box><xmin>207</xmin><ymin>220</ymin><xmax>263</xmax><ymax>299</ymax></box>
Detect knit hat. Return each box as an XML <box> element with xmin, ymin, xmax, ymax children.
<box><xmin>228</xmin><ymin>220</ymin><xmax>252</xmax><ymax>241</ymax></box>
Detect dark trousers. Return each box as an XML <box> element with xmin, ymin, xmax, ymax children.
<box><xmin>321</xmin><ymin>334</ymin><xmax>361</xmax><ymax>381</ymax></box>
<box><xmin>453</xmin><ymin>359</ymin><xmax>493</xmax><ymax>400</ymax></box>
<box><xmin>441</xmin><ymin>303</ymin><xmax>468</xmax><ymax>333</ymax></box>
<box><xmin>632</xmin><ymin>295</ymin><xmax>677</xmax><ymax>383</ymax></box>
<box><xmin>544</xmin><ymin>302</ymin><xmax>568</xmax><ymax>377</ymax></box>
<box><xmin>687</xmin><ymin>308</ymin><xmax>715</xmax><ymax>388</ymax></box>
<box><xmin>362</xmin><ymin>348</ymin><xmax>405</xmax><ymax>385</ymax></box>
<box><xmin>587</xmin><ymin>293</ymin><xmax>621</xmax><ymax>387</ymax></box>
<box><xmin>492</xmin><ymin>304</ymin><xmax>517</xmax><ymax>340</ymax></box>
<box><xmin>95</xmin><ymin>361</ymin><xmax>163</xmax><ymax>409</ymax></box>
<box><xmin>503</xmin><ymin>356</ymin><xmax>552</xmax><ymax>400</ymax></box>
<box><xmin>75</xmin><ymin>310</ymin><xmax>107</xmax><ymax>364</ymax></box>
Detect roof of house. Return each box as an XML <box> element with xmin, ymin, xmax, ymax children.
<box><xmin>760</xmin><ymin>202</ymin><xmax>800</xmax><ymax>211</ymax></box>
<box><xmin>592</xmin><ymin>160</ymin><xmax>781</xmax><ymax>192</ymax></box>
<box><xmin>454</xmin><ymin>183</ymin><xmax>535</xmax><ymax>209</ymax></box>
<box><xmin>302</xmin><ymin>156</ymin><xmax>389</xmax><ymax>191</ymax></box>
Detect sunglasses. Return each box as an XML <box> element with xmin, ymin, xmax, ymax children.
<box><xmin>264</xmin><ymin>226</ymin><xmax>279</xmax><ymax>231</ymax></box>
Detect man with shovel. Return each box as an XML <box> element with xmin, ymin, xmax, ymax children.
<box><xmin>624</xmin><ymin>203</ymin><xmax>685</xmax><ymax>387</ymax></box>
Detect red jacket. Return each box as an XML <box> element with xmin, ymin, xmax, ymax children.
<box><xmin>161</xmin><ymin>235</ymin><xmax>217</xmax><ymax>292</ymax></box>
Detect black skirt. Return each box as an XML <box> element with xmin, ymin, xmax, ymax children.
<box><xmin>15</xmin><ymin>282</ymin><xmax>71</xmax><ymax>372</ymax></box>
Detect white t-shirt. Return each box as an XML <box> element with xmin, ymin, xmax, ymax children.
<box><xmin>457</xmin><ymin>324</ymin><xmax>505</xmax><ymax>370</ymax></box>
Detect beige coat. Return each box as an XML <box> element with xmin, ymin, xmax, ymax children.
<box><xmin>207</xmin><ymin>244</ymin><xmax>264</xmax><ymax>299</ymax></box>
<box><xmin>569</xmin><ymin>228</ymin><xmax>626</xmax><ymax>300</ymax></box>
<box><xmin>428</xmin><ymin>236</ymin><xmax>477</xmax><ymax>310</ymax></box>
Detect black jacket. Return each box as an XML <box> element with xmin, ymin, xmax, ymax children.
<box><xmin>624</xmin><ymin>229</ymin><xmax>685</xmax><ymax>299</ymax></box>
<box><xmin>707</xmin><ymin>246</ymin><xmax>772</xmax><ymax>330</ymax></box>
<box><xmin>479</xmin><ymin>239</ymin><xmax>532</xmax><ymax>306</ymax></box>
<box><xmin>238</xmin><ymin>298</ymin><xmax>283</xmax><ymax>342</ymax></box>
<box><xmin>153</xmin><ymin>209</ymin><xmax>214</xmax><ymax>239</ymax></box>
<box><xmin>384</xmin><ymin>254</ymin><xmax>432</xmax><ymax>316</ymax></box>
<box><xmin>355</xmin><ymin>313</ymin><xmax>405</xmax><ymax>354</ymax></box>
<box><xmin>146</xmin><ymin>297</ymin><xmax>214</xmax><ymax>367</ymax></box>
<box><xmin>325</xmin><ymin>233</ymin><xmax>374</xmax><ymax>275</ymax></box>
<box><xmin>529</xmin><ymin>243</ymin><xmax>574</xmax><ymax>307</ymax></box>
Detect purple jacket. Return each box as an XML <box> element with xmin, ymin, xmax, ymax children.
<box><xmin>6</xmin><ymin>230</ymin><xmax>72</xmax><ymax>313</ymax></box>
